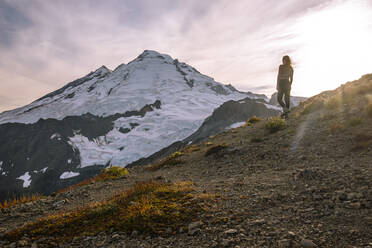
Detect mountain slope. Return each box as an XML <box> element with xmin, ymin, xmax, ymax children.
<box><xmin>0</xmin><ymin>74</ymin><xmax>371</xmax><ymax>247</ymax></box>
<box><xmin>0</xmin><ymin>50</ymin><xmax>279</xmax><ymax>200</ymax></box>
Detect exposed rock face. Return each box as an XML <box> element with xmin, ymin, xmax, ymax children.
<box><xmin>0</xmin><ymin>101</ymin><xmax>161</xmax><ymax>200</ymax></box>
<box><xmin>184</xmin><ymin>98</ymin><xmax>279</xmax><ymax>144</ymax></box>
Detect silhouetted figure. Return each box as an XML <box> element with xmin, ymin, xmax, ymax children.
<box><xmin>276</xmin><ymin>55</ymin><xmax>293</xmax><ymax>117</ymax></box>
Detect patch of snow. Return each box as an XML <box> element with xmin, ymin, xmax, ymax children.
<box><xmin>60</xmin><ymin>171</ymin><xmax>80</xmax><ymax>179</ymax></box>
<box><xmin>17</xmin><ymin>172</ymin><xmax>32</xmax><ymax>188</ymax></box>
<box><xmin>68</xmin><ymin>141</ymin><xmax>78</xmax><ymax>152</ymax></box>
<box><xmin>263</xmin><ymin>103</ymin><xmax>283</xmax><ymax>111</ymax></box>
<box><xmin>50</xmin><ymin>133</ymin><xmax>61</xmax><ymax>140</ymax></box>
<box><xmin>33</xmin><ymin>167</ymin><xmax>48</xmax><ymax>174</ymax></box>
<box><xmin>0</xmin><ymin>161</ymin><xmax>2</xmax><ymax>166</ymax></box>
<box><xmin>1</xmin><ymin>172</ymin><xmax>6</xmax><ymax>175</ymax></box>
<box><xmin>69</xmin><ymin>134</ymin><xmax>118</xmax><ymax>168</ymax></box>
<box><xmin>226</xmin><ymin>122</ymin><xmax>246</xmax><ymax>130</ymax></box>
<box><xmin>26</xmin><ymin>157</ymin><xmax>30</xmax><ymax>160</ymax></box>
<box><xmin>67</xmin><ymin>159</ymin><xmax>72</xmax><ymax>164</ymax></box>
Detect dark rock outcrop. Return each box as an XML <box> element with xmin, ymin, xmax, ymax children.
<box><xmin>0</xmin><ymin>100</ymin><xmax>161</xmax><ymax>201</ymax></box>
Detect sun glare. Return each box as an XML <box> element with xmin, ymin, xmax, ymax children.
<box><xmin>291</xmin><ymin>0</ymin><xmax>372</xmax><ymax>97</ymax></box>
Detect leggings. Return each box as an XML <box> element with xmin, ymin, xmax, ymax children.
<box><xmin>277</xmin><ymin>80</ymin><xmax>291</xmax><ymax>109</ymax></box>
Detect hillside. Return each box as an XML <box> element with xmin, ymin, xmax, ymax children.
<box><xmin>0</xmin><ymin>74</ymin><xmax>371</xmax><ymax>247</ymax></box>
<box><xmin>0</xmin><ymin>50</ymin><xmax>280</xmax><ymax>201</ymax></box>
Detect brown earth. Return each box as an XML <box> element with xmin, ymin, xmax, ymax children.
<box><xmin>0</xmin><ymin>74</ymin><xmax>371</xmax><ymax>247</ymax></box>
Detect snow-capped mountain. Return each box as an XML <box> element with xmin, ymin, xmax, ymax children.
<box><xmin>0</xmin><ymin>50</ymin><xmax>279</xmax><ymax>200</ymax></box>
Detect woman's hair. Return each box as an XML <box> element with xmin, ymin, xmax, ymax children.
<box><xmin>282</xmin><ymin>55</ymin><xmax>292</xmax><ymax>65</ymax></box>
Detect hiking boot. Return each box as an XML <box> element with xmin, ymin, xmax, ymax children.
<box><xmin>281</xmin><ymin>107</ymin><xmax>290</xmax><ymax>119</ymax></box>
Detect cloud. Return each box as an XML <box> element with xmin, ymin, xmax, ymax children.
<box><xmin>2</xmin><ymin>0</ymin><xmax>367</xmax><ymax>112</ymax></box>
<box><xmin>0</xmin><ymin>0</ymin><xmax>34</xmax><ymax>47</ymax></box>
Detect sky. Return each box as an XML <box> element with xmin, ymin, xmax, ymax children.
<box><xmin>1</xmin><ymin>0</ymin><xmax>372</xmax><ymax>112</ymax></box>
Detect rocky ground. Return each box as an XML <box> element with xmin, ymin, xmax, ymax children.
<box><xmin>1</xmin><ymin>76</ymin><xmax>372</xmax><ymax>247</ymax></box>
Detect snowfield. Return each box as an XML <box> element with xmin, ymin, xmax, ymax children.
<box><xmin>60</xmin><ymin>171</ymin><xmax>80</xmax><ymax>179</ymax></box>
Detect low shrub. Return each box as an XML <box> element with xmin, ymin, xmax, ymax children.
<box><xmin>298</xmin><ymin>99</ymin><xmax>324</xmax><ymax>116</ymax></box>
<box><xmin>350</xmin><ymin>142</ymin><xmax>371</xmax><ymax>152</ymax></box>
<box><xmin>325</xmin><ymin>96</ymin><xmax>341</xmax><ymax>109</ymax></box>
<box><xmin>245</xmin><ymin>116</ymin><xmax>262</xmax><ymax>126</ymax></box>
<box><xmin>328</xmin><ymin>122</ymin><xmax>344</xmax><ymax>134</ymax></box>
<box><xmin>320</xmin><ymin>112</ymin><xmax>337</xmax><ymax>121</ymax></box>
<box><xmin>101</xmin><ymin>166</ymin><xmax>128</xmax><ymax>179</ymax></box>
<box><xmin>205</xmin><ymin>144</ymin><xmax>228</xmax><ymax>157</ymax></box>
<box><xmin>357</xmin><ymin>83</ymin><xmax>372</xmax><ymax>95</ymax></box>
<box><xmin>265</xmin><ymin>117</ymin><xmax>286</xmax><ymax>133</ymax></box>
<box><xmin>183</xmin><ymin>145</ymin><xmax>200</xmax><ymax>154</ymax></box>
<box><xmin>350</xmin><ymin>134</ymin><xmax>372</xmax><ymax>152</ymax></box>
<box><xmin>3</xmin><ymin>181</ymin><xmax>212</xmax><ymax>242</ymax></box>
<box><xmin>251</xmin><ymin>137</ymin><xmax>263</xmax><ymax>143</ymax></box>
<box><xmin>347</xmin><ymin>118</ymin><xmax>362</xmax><ymax>126</ymax></box>
<box><xmin>205</xmin><ymin>141</ymin><xmax>213</xmax><ymax>146</ymax></box>
<box><xmin>57</xmin><ymin>166</ymin><xmax>128</xmax><ymax>194</ymax></box>
<box><xmin>366</xmin><ymin>103</ymin><xmax>372</xmax><ymax>118</ymax></box>
<box><xmin>354</xmin><ymin>134</ymin><xmax>372</xmax><ymax>143</ymax></box>
<box><xmin>146</xmin><ymin>152</ymin><xmax>183</xmax><ymax>171</ymax></box>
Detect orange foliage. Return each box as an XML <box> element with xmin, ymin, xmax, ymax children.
<box><xmin>0</xmin><ymin>194</ymin><xmax>42</xmax><ymax>210</ymax></box>
<box><xmin>57</xmin><ymin>167</ymin><xmax>127</xmax><ymax>194</ymax></box>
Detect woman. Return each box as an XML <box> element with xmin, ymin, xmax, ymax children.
<box><xmin>276</xmin><ymin>55</ymin><xmax>294</xmax><ymax>116</ymax></box>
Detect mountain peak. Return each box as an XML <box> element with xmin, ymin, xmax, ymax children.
<box><xmin>94</xmin><ymin>65</ymin><xmax>111</xmax><ymax>75</ymax></box>
<box><xmin>136</xmin><ymin>50</ymin><xmax>173</xmax><ymax>62</ymax></box>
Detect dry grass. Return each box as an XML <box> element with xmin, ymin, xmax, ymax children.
<box><xmin>265</xmin><ymin>117</ymin><xmax>287</xmax><ymax>133</ymax></box>
<box><xmin>320</xmin><ymin>112</ymin><xmax>338</xmax><ymax>121</ymax></box>
<box><xmin>328</xmin><ymin>122</ymin><xmax>344</xmax><ymax>134</ymax></box>
<box><xmin>325</xmin><ymin>96</ymin><xmax>341</xmax><ymax>110</ymax></box>
<box><xmin>3</xmin><ymin>181</ymin><xmax>213</xmax><ymax>242</ymax></box>
<box><xmin>342</xmin><ymin>79</ymin><xmax>372</xmax><ymax>98</ymax></box>
<box><xmin>366</xmin><ymin>102</ymin><xmax>372</xmax><ymax>118</ymax></box>
<box><xmin>244</xmin><ymin>116</ymin><xmax>262</xmax><ymax>126</ymax></box>
<box><xmin>183</xmin><ymin>145</ymin><xmax>201</xmax><ymax>154</ymax></box>
<box><xmin>146</xmin><ymin>152</ymin><xmax>183</xmax><ymax>171</ymax></box>
<box><xmin>297</xmin><ymin>98</ymin><xmax>325</xmax><ymax>117</ymax></box>
<box><xmin>350</xmin><ymin>134</ymin><xmax>372</xmax><ymax>152</ymax></box>
<box><xmin>205</xmin><ymin>144</ymin><xmax>228</xmax><ymax>157</ymax></box>
<box><xmin>347</xmin><ymin>118</ymin><xmax>362</xmax><ymax>127</ymax></box>
<box><xmin>0</xmin><ymin>194</ymin><xmax>42</xmax><ymax>210</ymax></box>
<box><xmin>57</xmin><ymin>166</ymin><xmax>128</xmax><ymax>194</ymax></box>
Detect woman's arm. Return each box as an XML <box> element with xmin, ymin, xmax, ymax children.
<box><xmin>276</xmin><ymin>65</ymin><xmax>281</xmax><ymax>90</ymax></box>
<box><xmin>289</xmin><ymin>66</ymin><xmax>294</xmax><ymax>85</ymax></box>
